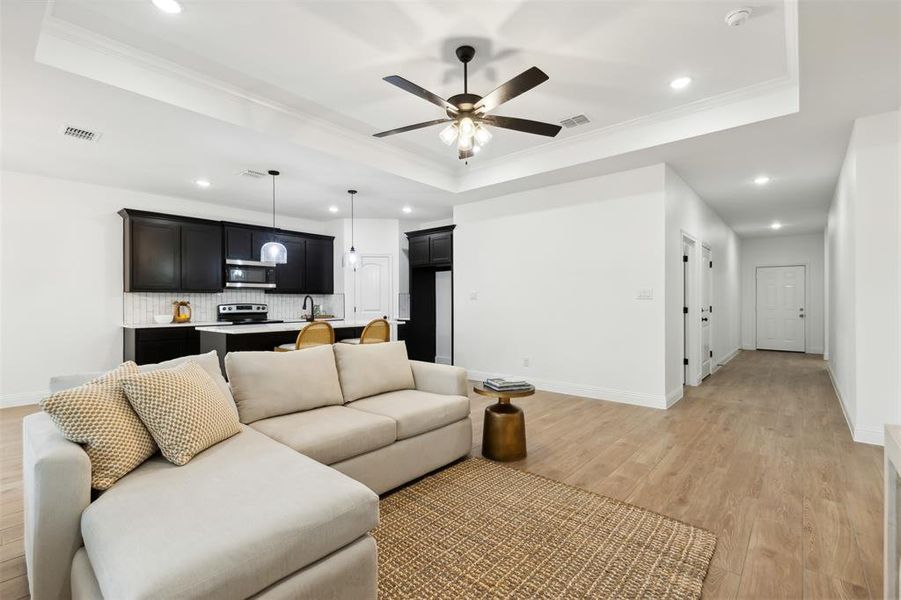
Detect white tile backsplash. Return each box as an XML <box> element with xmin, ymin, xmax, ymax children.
<box><xmin>123</xmin><ymin>291</ymin><xmax>344</xmax><ymax>325</ymax></box>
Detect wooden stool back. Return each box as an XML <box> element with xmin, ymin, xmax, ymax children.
<box><xmin>295</xmin><ymin>321</ymin><xmax>335</xmax><ymax>349</ymax></box>
<box><xmin>360</xmin><ymin>319</ymin><xmax>390</xmax><ymax>344</ymax></box>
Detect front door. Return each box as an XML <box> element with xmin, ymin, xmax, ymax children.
<box><xmin>701</xmin><ymin>246</ymin><xmax>712</xmax><ymax>378</ymax></box>
<box><xmin>756</xmin><ymin>265</ymin><xmax>806</xmax><ymax>352</ymax></box>
<box><xmin>354</xmin><ymin>255</ymin><xmax>392</xmax><ymax>323</ymax></box>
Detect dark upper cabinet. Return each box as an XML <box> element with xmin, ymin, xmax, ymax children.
<box><xmin>128</xmin><ymin>216</ymin><xmax>181</xmax><ymax>291</ymax></box>
<box><xmin>225</xmin><ymin>226</ymin><xmax>254</xmax><ymax>261</ymax></box>
<box><xmin>407</xmin><ymin>226</ymin><xmax>455</xmax><ymax>269</ymax></box>
<box><xmin>251</xmin><ymin>230</ymin><xmax>274</xmax><ymax>261</ymax></box>
<box><xmin>305</xmin><ymin>237</ymin><xmax>334</xmax><ymax>294</ymax></box>
<box><xmin>409</xmin><ymin>236</ymin><xmax>430</xmax><ymax>267</ymax></box>
<box><xmin>272</xmin><ymin>234</ymin><xmax>306</xmax><ymax>293</ymax></box>
<box><xmin>180</xmin><ymin>222</ymin><xmax>223</xmax><ymax>291</ymax></box>
<box><xmin>121</xmin><ymin>210</ymin><xmax>222</xmax><ymax>292</ymax></box>
<box><xmin>429</xmin><ymin>232</ymin><xmax>452</xmax><ymax>266</ymax></box>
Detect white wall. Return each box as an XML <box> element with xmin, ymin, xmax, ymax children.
<box><xmin>454</xmin><ymin>165</ymin><xmax>670</xmax><ymax>408</ymax></box>
<box><xmin>740</xmin><ymin>233</ymin><xmax>825</xmax><ymax>353</ymax></box>
<box><xmin>826</xmin><ymin>109</ymin><xmax>900</xmax><ymax>445</ymax></box>
<box><xmin>664</xmin><ymin>167</ymin><xmax>742</xmax><ymax>398</ymax></box>
<box><xmin>0</xmin><ymin>170</ymin><xmax>404</xmax><ymax>405</ymax></box>
<box><xmin>335</xmin><ymin>218</ymin><xmax>401</xmax><ymax>321</ymax></box>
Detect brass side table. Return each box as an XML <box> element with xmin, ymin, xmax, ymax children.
<box><xmin>474</xmin><ymin>384</ymin><xmax>534</xmax><ymax>461</ymax></box>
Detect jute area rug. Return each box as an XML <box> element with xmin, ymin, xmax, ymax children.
<box><xmin>372</xmin><ymin>458</ymin><xmax>715</xmax><ymax>599</ymax></box>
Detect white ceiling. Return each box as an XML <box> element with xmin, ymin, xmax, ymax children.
<box><xmin>1</xmin><ymin>0</ymin><xmax>898</xmax><ymax>236</ymax></box>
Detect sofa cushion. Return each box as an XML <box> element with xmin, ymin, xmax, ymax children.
<box><xmin>250</xmin><ymin>406</ymin><xmax>396</xmax><ymax>465</ymax></box>
<box><xmin>348</xmin><ymin>389</ymin><xmax>470</xmax><ymax>440</ymax></box>
<box><xmin>81</xmin><ymin>427</ymin><xmax>378</xmax><ymax>600</ymax></box>
<box><xmin>225</xmin><ymin>345</ymin><xmax>344</xmax><ymax>424</ymax></box>
<box><xmin>39</xmin><ymin>362</ymin><xmax>157</xmax><ymax>490</ymax></box>
<box><xmin>333</xmin><ymin>341</ymin><xmax>414</xmax><ymax>402</ymax></box>
<box><xmin>140</xmin><ymin>350</ymin><xmax>237</xmax><ymax>417</ymax></box>
<box><xmin>122</xmin><ymin>362</ymin><xmax>241</xmax><ymax>466</ymax></box>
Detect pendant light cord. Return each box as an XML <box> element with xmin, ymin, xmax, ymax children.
<box><xmin>350</xmin><ymin>191</ymin><xmax>355</xmax><ymax>248</ymax></box>
<box><xmin>272</xmin><ymin>175</ymin><xmax>276</xmax><ymax>229</ymax></box>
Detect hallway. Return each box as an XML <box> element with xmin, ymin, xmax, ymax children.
<box><xmin>468</xmin><ymin>350</ymin><xmax>883</xmax><ymax>598</ymax></box>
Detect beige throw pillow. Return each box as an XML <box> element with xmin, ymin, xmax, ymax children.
<box><xmin>333</xmin><ymin>341</ymin><xmax>415</xmax><ymax>402</ymax></box>
<box><xmin>122</xmin><ymin>361</ymin><xmax>241</xmax><ymax>466</ymax></box>
<box><xmin>225</xmin><ymin>345</ymin><xmax>344</xmax><ymax>424</ymax></box>
<box><xmin>139</xmin><ymin>350</ymin><xmax>238</xmax><ymax>418</ymax></box>
<box><xmin>40</xmin><ymin>362</ymin><xmax>157</xmax><ymax>490</ymax></box>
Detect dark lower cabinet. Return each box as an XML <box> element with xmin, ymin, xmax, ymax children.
<box><xmin>124</xmin><ymin>327</ymin><xmax>200</xmax><ymax>365</ymax></box>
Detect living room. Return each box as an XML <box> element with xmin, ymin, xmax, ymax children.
<box><xmin>1</xmin><ymin>1</ymin><xmax>900</xmax><ymax>599</ymax></box>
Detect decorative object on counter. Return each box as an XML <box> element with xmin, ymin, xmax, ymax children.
<box><xmin>345</xmin><ymin>189</ymin><xmax>359</xmax><ymax>268</ymax></box>
<box><xmin>483</xmin><ymin>377</ymin><xmax>535</xmax><ymax>393</ymax></box>
<box><xmin>260</xmin><ymin>170</ymin><xmax>288</xmax><ymax>264</ymax></box>
<box><xmin>473</xmin><ymin>382</ymin><xmax>535</xmax><ymax>461</ymax></box>
<box><xmin>275</xmin><ymin>321</ymin><xmax>335</xmax><ymax>352</ymax></box>
<box><xmin>339</xmin><ymin>318</ymin><xmax>390</xmax><ymax>345</ymax></box>
<box><xmin>153</xmin><ymin>314</ymin><xmax>172</xmax><ymax>324</ymax></box>
<box><xmin>171</xmin><ymin>301</ymin><xmax>192</xmax><ymax>323</ymax></box>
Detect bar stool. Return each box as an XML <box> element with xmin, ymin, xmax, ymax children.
<box><xmin>274</xmin><ymin>322</ymin><xmax>335</xmax><ymax>351</ymax></box>
<box><xmin>339</xmin><ymin>318</ymin><xmax>390</xmax><ymax>345</ymax></box>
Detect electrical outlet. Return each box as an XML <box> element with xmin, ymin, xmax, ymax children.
<box><xmin>523</xmin><ymin>357</ymin><xmax>530</xmax><ymax>367</ymax></box>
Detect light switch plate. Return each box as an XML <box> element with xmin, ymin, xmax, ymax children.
<box><xmin>636</xmin><ymin>288</ymin><xmax>654</xmax><ymax>300</ymax></box>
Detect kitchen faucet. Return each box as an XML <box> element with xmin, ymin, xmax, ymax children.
<box><xmin>302</xmin><ymin>296</ymin><xmax>315</xmax><ymax>322</ymax></box>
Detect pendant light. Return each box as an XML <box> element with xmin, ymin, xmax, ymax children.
<box><xmin>346</xmin><ymin>189</ymin><xmax>359</xmax><ymax>267</ymax></box>
<box><xmin>260</xmin><ymin>170</ymin><xmax>288</xmax><ymax>264</ymax></box>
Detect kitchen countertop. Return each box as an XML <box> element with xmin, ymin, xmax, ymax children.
<box><xmin>194</xmin><ymin>319</ymin><xmax>402</xmax><ymax>335</ymax></box>
<box><xmin>122</xmin><ymin>321</ymin><xmax>221</xmax><ymax>329</ymax></box>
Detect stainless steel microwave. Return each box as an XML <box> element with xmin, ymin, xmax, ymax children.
<box><xmin>225</xmin><ymin>259</ymin><xmax>277</xmax><ymax>289</ymax></box>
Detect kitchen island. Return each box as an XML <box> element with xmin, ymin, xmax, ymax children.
<box><xmin>196</xmin><ymin>319</ymin><xmax>405</xmax><ymax>373</ymax></box>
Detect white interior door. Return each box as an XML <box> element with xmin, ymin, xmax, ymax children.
<box><xmin>701</xmin><ymin>246</ymin><xmax>712</xmax><ymax>378</ymax></box>
<box><xmin>354</xmin><ymin>255</ymin><xmax>392</xmax><ymax>322</ymax></box>
<box><xmin>756</xmin><ymin>266</ymin><xmax>806</xmax><ymax>352</ymax></box>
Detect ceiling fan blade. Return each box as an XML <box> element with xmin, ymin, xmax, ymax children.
<box><xmin>474</xmin><ymin>67</ymin><xmax>549</xmax><ymax>113</ymax></box>
<box><xmin>383</xmin><ymin>76</ymin><xmax>458</xmax><ymax>113</ymax></box>
<box><xmin>372</xmin><ymin>119</ymin><xmax>453</xmax><ymax>138</ymax></box>
<box><xmin>480</xmin><ymin>114</ymin><xmax>562</xmax><ymax>137</ymax></box>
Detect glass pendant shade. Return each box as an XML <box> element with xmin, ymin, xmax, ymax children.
<box><xmin>474</xmin><ymin>124</ymin><xmax>492</xmax><ymax>146</ymax></box>
<box><xmin>458</xmin><ymin>117</ymin><xmax>475</xmax><ymax>137</ymax></box>
<box><xmin>347</xmin><ymin>246</ymin><xmax>359</xmax><ymax>266</ymax></box>
<box><xmin>439</xmin><ymin>123</ymin><xmax>458</xmax><ymax>146</ymax></box>
<box><xmin>261</xmin><ymin>241</ymin><xmax>288</xmax><ymax>264</ymax></box>
<box><xmin>457</xmin><ymin>134</ymin><xmax>473</xmax><ymax>152</ymax></box>
<box><xmin>262</xmin><ymin>170</ymin><xmax>288</xmax><ymax>264</ymax></box>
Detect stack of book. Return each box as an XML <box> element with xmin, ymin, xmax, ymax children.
<box><xmin>483</xmin><ymin>377</ymin><xmax>534</xmax><ymax>393</ymax></box>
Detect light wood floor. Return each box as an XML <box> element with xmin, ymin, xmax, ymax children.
<box><xmin>0</xmin><ymin>350</ymin><xmax>883</xmax><ymax>599</ymax></box>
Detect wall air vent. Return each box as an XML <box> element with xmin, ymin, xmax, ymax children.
<box><xmin>240</xmin><ymin>169</ymin><xmax>267</xmax><ymax>179</ymax></box>
<box><xmin>559</xmin><ymin>114</ymin><xmax>590</xmax><ymax>129</ymax></box>
<box><xmin>61</xmin><ymin>125</ymin><xmax>101</xmax><ymax>142</ymax></box>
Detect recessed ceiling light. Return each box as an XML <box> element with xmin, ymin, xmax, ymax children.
<box><xmin>754</xmin><ymin>175</ymin><xmax>771</xmax><ymax>186</ymax></box>
<box><xmin>402</xmin><ymin>206</ymin><xmax>412</xmax><ymax>214</ymax></box>
<box><xmin>670</xmin><ymin>76</ymin><xmax>692</xmax><ymax>90</ymax></box>
<box><xmin>328</xmin><ymin>206</ymin><xmax>339</xmax><ymax>213</ymax></box>
<box><xmin>151</xmin><ymin>0</ymin><xmax>182</xmax><ymax>14</ymax></box>
<box><xmin>770</xmin><ymin>221</ymin><xmax>782</xmax><ymax>230</ymax></box>
<box><xmin>194</xmin><ymin>179</ymin><xmax>211</xmax><ymax>188</ymax></box>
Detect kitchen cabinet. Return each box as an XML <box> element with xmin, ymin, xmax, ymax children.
<box><xmin>272</xmin><ymin>233</ymin><xmax>306</xmax><ymax>293</ymax></box>
<box><xmin>120</xmin><ymin>210</ymin><xmax>222</xmax><ymax>292</ymax></box>
<box><xmin>304</xmin><ymin>236</ymin><xmax>334</xmax><ymax>294</ymax></box>
<box><xmin>123</xmin><ymin>326</ymin><xmax>200</xmax><ymax>365</ymax></box>
<box><xmin>408</xmin><ymin>226</ymin><xmax>453</xmax><ymax>268</ymax></box>
<box><xmin>225</xmin><ymin>226</ymin><xmax>254</xmax><ymax>261</ymax></box>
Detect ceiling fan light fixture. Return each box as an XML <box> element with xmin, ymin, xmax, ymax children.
<box><xmin>474</xmin><ymin>124</ymin><xmax>492</xmax><ymax>146</ymax></box>
<box><xmin>457</xmin><ymin>134</ymin><xmax>473</xmax><ymax>152</ymax></box>
<box><xmin>439</xmin><ymin>123</ymin><xmax>458</xmax><ymax>146</ymax></box>
<box><xmin>458</xmin><ymin>117</ymin><xmax>476</xmax><ymax>138</ymax></box>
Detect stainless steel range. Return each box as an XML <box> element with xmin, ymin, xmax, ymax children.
<box><xmin>217</xmin><ymin>303</ymin><xmax>283</xmax><ymax>325</ymax></box>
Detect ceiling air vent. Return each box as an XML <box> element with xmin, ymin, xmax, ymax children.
<box><xmin>240</xmin><ymin>169</ymin><xmax>267</xmax><ymax>179</ymax></box>
<box><xmin>560</xmin><ymin>114</ymin><xmax>590</xmax><ymax>129</ymax></box>
<box><xmin>61</xmin><ymin>125</ymin><xmax>101</xmax><ymax>142</ymax></box>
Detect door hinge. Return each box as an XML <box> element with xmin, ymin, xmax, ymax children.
<box><xmin>683</xmin><ymin>306</ymin><xmax>688</xmax><ymax>314</ymax></box>
<box><xmin>709</xmin><ymin>305</ymin><xmax>713</xmax><ymax>313</ymax></box>
<box><xmin>683</xmin><ymin>358</ymin><xmax>689</xmax><ymax>366</ymax></box>
<box><xmin>709</xmin><ymin>260</ymin><xmax>713</xmax><ymax>268</ymax></box>
<box><xmin>709</xmin><ymin>350</ymin><xmax>713</xmax><ymax>358</ymax></box>
<box><xmin>683</xmin><ymin>255</ymin><xmax>688</xmax><ymax>263</ymax></box>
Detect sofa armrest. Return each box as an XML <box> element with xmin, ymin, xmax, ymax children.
<box><xmin>23</xmin><ymin>412</ymin><xmax>92</xmax><ymax>600</ymax></box>
<box><xmin>409</xmin><ymin>361</ymin><xmax>468</xmax><ymax>396</ymax></box>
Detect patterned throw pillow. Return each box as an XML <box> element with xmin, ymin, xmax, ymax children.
<box><xmin>122</xmin><ymin>361</ymin><xmax>241</xmax><ymax>466</ymax></box>
<box><xmin>40</xmin><ymin>362</ymin><xmax>158</xmax><ymax>490</ymax></box>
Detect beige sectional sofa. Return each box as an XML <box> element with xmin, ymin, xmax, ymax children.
<box><xmin>23</xmin><ymin>342</ymin><xmax>472</xmax><ymax>600</ymax></box>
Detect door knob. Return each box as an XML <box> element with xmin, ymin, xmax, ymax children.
<box><xmin>799</xmin><ymin>314</ymin><xmax>805</xmax><ymax>318</ymax></box>
<box><xmin>701</xmin><ymin>317</ymin><xmax>708</xmax><ymax>322</ymax></box>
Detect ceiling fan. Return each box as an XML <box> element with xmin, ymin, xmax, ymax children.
<box><xmin>373</xmin><ymin>45</ymin><xmax>562</xmax><ymax>160</ymax></box>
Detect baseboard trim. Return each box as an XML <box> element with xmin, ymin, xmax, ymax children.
<box><xmin>665</xmin><ymin>386</ymin><xmax>684</xmax><ymax>408</ymax></box>
<box><xmin>435</xmin><ymin>355</ymin><xmax>452</xmax><ymax>365</ymax></box>
<box><xmin>467</xmin><ymin>369</ymin><xmax>670</xmax><ymax>410</ymax></box>
<box><xmin>717</xmin><ymin>347</ymin><xmax>741</xmax><ymax>367</ymax></box>
<box><xmin>1</xmin><ymin>390</ymin><xmax>45</xmax><ymax>409</ymax></box>
<box><xmin>825</xmin><ymin>362</ymin><xmax>882</xmax><ymax>446</ymax></box>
